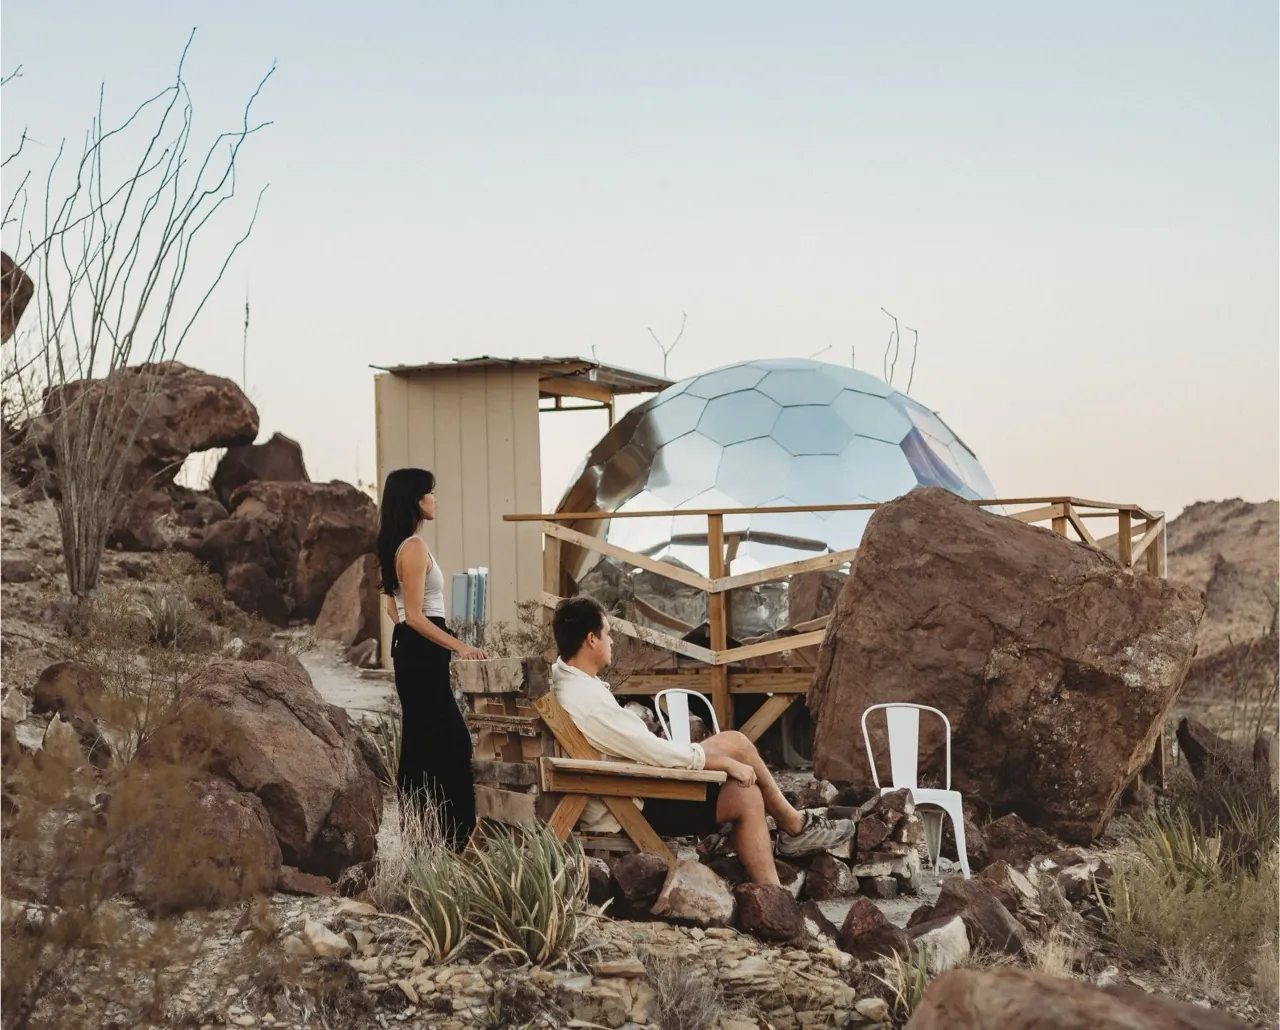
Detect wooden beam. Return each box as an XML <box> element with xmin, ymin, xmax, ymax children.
<box><xmin>543</xmin><ymin>757</ymin><xmax>726</xmax><ymax>784</ymax></box>
<box><xmin>712</xmin><ymin>629</ymin><xmax>828</xmax><ymax>667</ymax></box>
<box><xmin>602</xmin><ymin>797</ymin><xmax>673</xmax><ymax>863</ymax></box>
<box><xmin>540</xmin><ymin>520</ymin><xmax>713</xmax><ymax>592</ymax></box>
<box><xmin>464</xmin><ymin>713</ymin><xmax>543</xmax><ymax>737</ymax></box>
<box><xmin>539</xmin><ymin>594</ymin><xmax>717</xmax><ymax>664</ymax></box>
<box><xmin>707</xmin><ymin>514</ymin><xmax>731</xmax><ymax>730</ymax></box>
<box><xmin>453</xmin><ymin>657</ymin><xmax>536</xmax><ymax>695</ymax></box>
<box><xmin>474</xmin><ymin>785</ymin><xmax>538</xmax><ymax>828</ymax></box>
<box><xmin>540</xmin><ymin>761</ymin><xmax>715</xmax><ymax>801</ymax></box>
<box><xmin>546</xmin><ymin>795</ymin><xmax>589</xmax><ymax>840</ymax></box>
<box><xmin>471</xmin><ymin>759</ymin><xmax>537</xmax><ymax>788</ymax></box>
<box><xmin>1131</xmin><ymin>517</ymin><xmax>1165</xmax><ymax>565</ymax></box>
<box><xmin>630</xmin><ymin>594</ymin><xmax>696</xmax><ymax>633</ymax></box>
<box><xmin>1009</xmin><ymin>503</ymin><xmax>1066</xmax><ymax>525</ymax></box>
<box><xmin>1063</xmin><ymin>504</ymin><xmax>1097</xmax><ymax>547</ymax></box>
<box><xmin>538</xmin><ymin>376</ymin><xmax>615</xmax><ymax>404</ymax></box>
<box><xmin>613</xmin><ymin>671</ymin><xmax>813</xmax><ymax>696</ymax></box>
<box><xmin>533</xmin><ymin>693</ymin><xmax>599</xmax><ymax>759</ymax></box>
<box><xmin>709</xmin><ymin>546</ymin><xmax>860</xmax><ymax>594</ymax></box>
<box><xmin>790</xmin><ymin>614</ymin><xmax>831</xmax><ymax>634</ymax></box>
<box><xmin>739</xmin><ymin>695</ymin><xmax>796</xmax><ymax>743</ymax></box>
<box><xmin>1116</xmin><ymin>510</ymin><xmax>1133</xmax><ymax>568</ymax></box>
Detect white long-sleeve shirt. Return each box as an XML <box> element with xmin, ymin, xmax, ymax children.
<box><xmin>550</xmin><ymin>658</ymin><xmax>706</xmax><ymax>833</ymax></box>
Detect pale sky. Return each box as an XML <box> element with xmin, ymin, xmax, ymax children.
<box><xmin>4</xmin><ymin>2</ymin><xmax>1277</xmax><ymax>519</ymax></box>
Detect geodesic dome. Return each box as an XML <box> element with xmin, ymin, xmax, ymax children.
<box><xmin>558</xmin><ymin>357</ymin><xmax>998</xmax><ymax>581</ymax></box>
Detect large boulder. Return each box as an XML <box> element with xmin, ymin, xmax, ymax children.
<box><xmin>315</xmin><ymin>554</ymin><xmax>381</xmax><ymax>648</ymax></box>
<box><xmin>1</xmin><ymin>251</ymin><xmax>33</xmax><ymax>343</ymax></box>
<box><xmin>224</xmin><ymin>562</ymin><xmax>292</xmax><ymax>627</ymax></box>
<box><xmin>138</xmin><ymin>658</ymin><xmax>381</xmax><ymax>879</ymax></box>
<box><xmin>810</xmin><ymin>488</ymin><xmax>1204</xmax><ymax>844</ymax></box>
<box><xmin>226</xmin><ymin>481</ymin><xmax>377</xmax><ymax>621</ymax></box>
<box><xmin>13</xmin><ymin>362</ymin><xmax>258</xmax><ymax>496</ymax></box>
<box><xmin>905</xmin><ymin>967</ymin><xmax>1250</xmax><ymax>1030</ymax></box>
<box><xmin>211</xmin><ymin>431</ymin><xmax>310</xmax><ymax>508</ymax></box>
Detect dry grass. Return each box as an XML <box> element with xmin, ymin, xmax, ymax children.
<box><xmin>642</xmin><ymin>953</ymin><xmax>725</xmax><ymax>1030</ymax></box>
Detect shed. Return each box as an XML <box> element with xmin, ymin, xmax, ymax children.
<box><xmin>373</xmin><ymin>356</ymin><xmax>670</xmax><ymax>656</ymax></box>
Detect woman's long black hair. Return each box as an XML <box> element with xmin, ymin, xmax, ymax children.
<box><xmin>376</xmin><ymin>467</ymin><xmax>436</xmax><ymax>595</ymax></box>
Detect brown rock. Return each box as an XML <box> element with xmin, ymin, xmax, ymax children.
<box><xmin>798</xmin><ymin>899</ymin><xmax>841</xmax><ymax>942</ymax></box>
<box><xmin>189</xmin><ymin>516</ymin><xmax>280</xmax><ymax>579</ymax></box>
<box><xmin>810</xmin><ymin>487</ymin><xmax>1204</xmax><ymax>844</ymax></box>
<box><xmin>984</xmin><ymin>813</ymin><xmax>1057</xmax><ymax>869</ymax></box>
<box><xmin>117</xmin><ymin>770</ymin><xmax>282</xmax><ymax>915</ymax></box>
<box><xmin>227</xmin><ymin>481</ymin><xmax>377</xmax><ymax>621</ymax></box>
<box><xmin>137</xmin><ymin>659</ymin><xmax>381</xmax><ymax>879</ymax></box>
<box><xmin>315</xmin><ymin>554</ymin><xmax>381</xmax><ymax>648</ymax></box>
<box><xmin>211</xmin><ymin>431</ymin><xmax>310</xmax><ymax>508</ymax></box>
<box><xmin>734</xmin><ymin>883</ymin><xmax>803</xmax><ymax>942</ymax></box>
<box><xmin>860</xmin><ymin>875</ymin><xmax>899</xmax><ymax>899</ymax></box>
<box><xmin>1176</xmin><ymin>717</ymin><xmax>1253</xmax><ymax>782</ymax></box>
<box><xmin>610</xmin><ymin>852</ymin><xmax>669</xmax><ymax>906</ymax></box>
<box><xmin>277</xmin><ymin>865</ymin><xmax>336</xmax><ymax>897</ymax></box>
<box><xmin>15</xmin><ymin>363</ymin><xmax>258</xmax><ymax>497</ymax></box>
<box><xmin>929</xmin><ymin>877</ymin><xmax>1027</xmax><ymax>957</ymax></box>
<box><xmin>172</xmin><ymin>488</ymin><xmax>228</xmax><ymax>529</ymax></box>
<box><xmin>346</xmin><ymin>638</ymin><xmax>379</xmax><ymax>668</ymax></box>
<box><xmin>837</xmin><ymin>896</ymin><xmax>911</xmax><ymax>960</ymax></box>
<box><xmin>650</xmin><ymin>860</ymin><xmax>735</xmax><ymax>927</ymax></box>
<box><xmin>2</xmin><ymin>251</ymin><xmax>33</xmax><ymax>343</ymax></box>
<box><xmin>586</xmin><ymin>858</ymin><xmax>612</xmax><ymax>906</ymax></box>
<box><xmin>973</xmin><ymin>860</ymin><xmax>1037</xmax><ymax>914</ymax></box>
<box><xmin>1</xmin><ymin>558</ymin><xmax>37</xmax><ymax>583</ymax></box>
<box><xmin>32</xmin><ymin>661</ymin><xmax>103</xmax><ymax>720</ymax></box>
<box><xmin>904</xmin><ymin>967</ymin><xmax>1251</xmax><ymax>1030</ymax></box>
<box><xmin>109</xmin><ymin>488</ymin><xmax>178</xmax><ymax>552</ymax></box>
<box><xmin>787</xmin><ymin>568</ymin><xmax>846</xmax><ymax>627</ymax></box>
<box><xmin>855</xmin><ymin>814</ymin><xmax>891</xmax><ymax>852</ymax></box>
<box><xmin>224</xmin><ymin>563</ymin><xmax>291</xmax><ymax>627</ymax></box>
<box><xmin>802</xmin><ymin>852</ymin><xmax>858</xmax><ymax>901</ymax></box>
<box><xmin>1255</xmin><ymin>732</ymin><xmax>1279</xmax><ymax>791</ymax></box>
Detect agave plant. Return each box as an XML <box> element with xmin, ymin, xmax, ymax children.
<box><xmin>370</xmin><ymin>709</ymin><xmax>402</xmax><ymax>787</ymax></box>
<box><xmin>379</xmin><ymin>845</ymin><xmax>475</xmax><ymax>964</ymax></box>
<box><xmin>467</xmin><ymin>824</ymin><xmax>590</xmax><ymax>967</ymax></box>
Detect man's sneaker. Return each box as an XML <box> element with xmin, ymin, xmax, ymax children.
<box><xmin>776</xmin><ymin>810</ymin><xmax>856</xmax><ymax>858</ymax></box>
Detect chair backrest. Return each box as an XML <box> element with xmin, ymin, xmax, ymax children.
<box><xmin>655</xmin><ymin>689</ymin><xmax>720</xmax><ymax>745</ymax></box>
<box><xmin>859</xmin><ymin>703</ymin><xmax>952</xmax><ymax>791</ymax></box>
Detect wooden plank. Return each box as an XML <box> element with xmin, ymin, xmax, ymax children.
<box><xmin>613</xmin><ymin>671</ymin><xmax>813</xmax><ymax>696</ymax></box>
<box><xmin>1063</xmin><ymin>504</ymin><xmax>1097</xmax><ymax>547</ymax></box>
<box><xmin>709</xmin><ymin>546</ymin><xmax>860</xmax><ymax>594</ymax></box>
<box><xmin>1132</xmin><ymin>517</ymin><xmax>1165</xmax><ymax>565</ymax></box>
<box><xmin>464</xmin><ymin>713</ymin><xmax>543</xmax><ymax>737</ymax></box>
<box><xmin>790</xmin><ymin>614</ymin><xmax>831</xmax><ymax>634</ymax></box>
<box><xmin>474</xmin><ymin>785</ymin><xmax>538</xmax><ymax>828</ymax></box>
<box><xmin>712</xmin><ymin>630</ymin><xmax>828</xmax><ymax>667</ymax></box>
<box><xmin>631</xmin><ymin>594</ymin><xmax>696</xmax><ymax>633</ymax></box>
<box><xmin>538</xmin><ymin>376</ymin><xmax>615</xmax><ymax>404</ymax></box>
<box><xmin>471</xmin><ymin>759</ymin><xmax>537</xmax><ymax>789</ymax></box>
<box><xmin>484</xmin><ymin>366</ymin><xmax>518</xmax><ymax>628</ymax></box>
<box><xmin>739</xmin><ymin>695</ymin><xmax>797</xmax><ymax>743</ymax></box>
<box><xmin>707</xmin><ymin>514</ymin><xmax>731</xmax><ymax>731</ymax></box>
<box><xmin>602</xmin><ymin>796</ymin><xmax>674</xmax><ymax>863</ymax></box>
<box><xmin>546</xmin><ymin>795</ymin><xmax>588</xmax><ymax>840</ymax></box>
<box><xmin>541</xmin><ymin>763</ymin><xmax>712</xmax><ymax>801</ymax></box>
<box><xmin>544</xmin><ymin>757</ymin><xmax>726</xmax><ymax>784</ymax></box>
<box><xmin>1116</xmin><ymin>510</ymin><xmax>1133</xmax><ymax>568</ymax></box>
<box><xmin>534</xmin><ymin>694</ymin><xmax>599</xmax><ymax>760</ymax></box>
<box><xmin>542</xmin><ymin>537</ymin><xmax>562</xmax><ymax>612</ymax></box>
<box><xmin>511</xmin><ymin>369</ymin><xmax>544</xmax><ymax>630</ymax></box>
<box><xmin>540</xmin><ymin>520</ymin><xmax>713</xmax><ymax>592</ymax></box>
<box><xmin>1009</xmin><ymin>503</ymin><xmax>1066</xmax><ymax>524</ymax></box>
<box><xmin>539</xmin><ymin>594</ymin><xmax>717</xmax><ymax>664</ymax></box>
<box><xmin>453</xmin><ymin>657</ymin><xmax>526</xmax><ymax>695</ymax></box>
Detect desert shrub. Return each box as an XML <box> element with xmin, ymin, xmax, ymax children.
<box><xmin>642</xmin><ymin>953</ymin><xmax>725</xmax><ymax>1030</ymax></box>
<box><xmin>874</xmin><ymin>949</ymin><xmax>931</xmax><ymax>1023</ymax></box>
<box><xmin>468</xmin><ymin>823</ymin><xmax>590</xmax><ymax>966</ymax></box>
<box><xmin>1100</xmin><ymin>809</ymin><xmax>1279</xmax><ymax>987</ymax></box>
<box><xmin>368</xmin><ymin>709</ymin><xmax>402</xmax><ymax>789</ymax></box>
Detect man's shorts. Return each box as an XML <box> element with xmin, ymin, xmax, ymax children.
<box><xmin>642</xmin><ymin>783</ymin><xmax>723</xmax><ymax>839</ymax></box>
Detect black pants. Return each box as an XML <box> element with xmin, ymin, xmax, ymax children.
<box><xmin>391</xmin><ymin>619</ymin><xmax>475</xmax><ymax>851</ymax></box>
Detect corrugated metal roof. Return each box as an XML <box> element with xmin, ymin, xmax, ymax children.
<box><xmin>371</xmin><ymin>355</ymin><xmax>673</xmax><ymax>396</ymax></box>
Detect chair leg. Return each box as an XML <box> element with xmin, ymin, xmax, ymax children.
<box><xmin>919</xmin><ymin>808</ymin><xmax>944</xmax><ymax>870</ymax></box>
<box><xmin>939</xmin><ymin>797</ymin><xmax>971</xmax><ymax>880</ymax></box>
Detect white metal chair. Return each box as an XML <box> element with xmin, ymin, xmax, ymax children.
<box><xmin>655</xmin><ymin>689</ymin><xmax>720</xmax><ymax>747</ymax></box>
<box><xmin>860</xmin><ymin>703</ymin><xmax>971</xmax><ymax>879</ymax></box>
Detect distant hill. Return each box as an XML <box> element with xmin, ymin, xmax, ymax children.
<box><xmin>1165</xmin><ymin>499</ymin><xmax>1278</xmax><ymax>703</ymax></box>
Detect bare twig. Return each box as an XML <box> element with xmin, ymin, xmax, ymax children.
<box><xmin>809</xmin><ymin>343</ymin><xmax>831</xmax><ymax>359</ymax></box>
<box><xmin>646</xmin><ymin>311</ymin><xmax>687</xmax><ymax>378</ymax></box>
<box><xmin>904</xmin><ymin>326</ymin><xmax>919</xmax><ymax>393</ymax></box>
<box><xmin>881</xmin><ymin>306</ymin><xmax>901</xmax><ymax>385</ymax></box>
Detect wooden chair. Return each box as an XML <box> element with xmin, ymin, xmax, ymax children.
<box><xmin>457</xmin><ymin>657</ymin><xmax>726</xmax><ymax>865</ymax></box>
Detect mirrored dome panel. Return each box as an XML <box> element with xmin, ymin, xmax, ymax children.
<box><xmin>559</xmin><ymin>358</ymin><xmax>998</xmax><ymax>582</ymax></box>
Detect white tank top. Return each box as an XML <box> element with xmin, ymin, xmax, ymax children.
<box><xmin>393</xmin><ymin>535</ymin><xmax>446</xmax><ymax>620</ymax></box>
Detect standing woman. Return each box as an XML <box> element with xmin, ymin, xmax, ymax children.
<box><xmin>376</xmin><ymin>467</ymin><xmax>487</xmax><ymax>851</ymax></box>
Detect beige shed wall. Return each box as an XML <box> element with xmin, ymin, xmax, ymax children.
<box><xmin>374</xmin><ymin>367</ymin><xmax>543</xmax><ymax>665</ymax></box>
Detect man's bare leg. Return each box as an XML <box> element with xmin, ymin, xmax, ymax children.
<box><xmin>702</xmin><ymin>730</ymin><xmax>804</xmax><ymax>836</ymax></box>
<box><xmin>715</xmin><ymin>781</ymin><xmax>779</xmax><ymax>886</ymax></box>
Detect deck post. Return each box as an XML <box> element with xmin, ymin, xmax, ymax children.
<box><xmin>706</xmin><ymin>513</ymin><xmax>732</xmax><ymax>731</ymax></box>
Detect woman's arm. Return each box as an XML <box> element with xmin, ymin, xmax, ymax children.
<box><xmin>398</xmin><ymin>538</ymin><xmax>488</xmax><ymax>659</ymax></box>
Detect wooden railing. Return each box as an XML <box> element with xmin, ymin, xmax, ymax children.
<box><xmin>504</xmin><ymin>496</ymin><xmax>1166</xmax><ymax>735</ymax></box>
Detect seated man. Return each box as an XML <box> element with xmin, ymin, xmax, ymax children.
<box><xmin>550</xmin><ymin>596</ymin><xmax>855</xmax><ymax>886</ymax></box>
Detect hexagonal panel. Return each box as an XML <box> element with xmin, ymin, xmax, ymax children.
<box><xmin>716</xmin><ymin>437</ymin><xmax>793</xmax><ymax>507</ymax></box>
<box><xmin>841</xmin><ymin>436</ymin><xmax>919</xmax><ymax>500</ymax></box>
<box><xmin>685</xmin><ymin>364</ymin><xmax>768</xmax><ymax>398</ymax></box>
<box><xmin>831</xmin><ymin>390</ymin><xmax>913</xmax><ymax>444</ymax></box>
<box><xmin>772</xmin><ymin>405</ymin><xmax>855</xmax><ymax>456</ymax></box>
<box><xmin>824</xmin><ymin>365</ymin><xmax>896</xmax><ymax>398</ymax></box>
<box><xmin>697</xmin><ymin>390</ymin><xmax>782</xmax><ymax>445</ymax></box>
<box><xmin>646</xmin><ymin>432</ymin><xmax>724</xmax><ymax>506</ymax></box>
<box><xmin>784</xmin><ymin>454</ymin><xmax>857</xmax><ymax>508</ymax></box>
<box><xmin>756</xmin><ymin>369</ymin><xmax>844</xmax><ymax>407</ymax></box>
<box><xmin>639</xmin><ymin>392</ymin><xmax>707</xmax><ymax>443</ymax></box>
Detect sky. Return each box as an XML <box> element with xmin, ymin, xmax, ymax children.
<box><xmin>3</xmin><ymin>2</ymin><xmax>1277</xmax><ymax>519</ymax></box>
